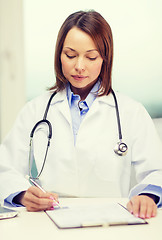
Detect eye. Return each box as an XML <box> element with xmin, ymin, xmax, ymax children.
<box><xmin>87</xmin><ymin>57</ymin><xmax>97</xmax><ymax>61</ymax></box>
<box><xmin>65</xmin><ymin>54</ymin><xmax>76</xmax><ymax>59</ymax></box>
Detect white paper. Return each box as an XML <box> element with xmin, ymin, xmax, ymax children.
<box><xmin>46</xmin><ymin>203</ymin><xmax>146</xmax><ymax>228</ymax></box>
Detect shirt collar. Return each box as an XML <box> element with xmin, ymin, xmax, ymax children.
<box><xmin>49</xmin><ymin>81</ymin><xmax>115</xmax><ymax>108</ymax></box>
<box><xmin>66</xmin><ymin>80</ymin><xmax>100</xmax><ymax>108</ymax></box>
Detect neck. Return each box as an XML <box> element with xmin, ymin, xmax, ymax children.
<box><xmin>70</xmin><ymin>80</ymin><xmax>97</xmax><ymax>100</ymax></box>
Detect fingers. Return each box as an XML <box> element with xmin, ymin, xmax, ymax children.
<box><xmin>127</xmin><ymin>195</ymin><xmax>157</xmax><ymax>219</ymax></box>
<box><xmin>20</xmin><ymin>186</ymin><xmax>59</xmax><ymax>212</ymax></box>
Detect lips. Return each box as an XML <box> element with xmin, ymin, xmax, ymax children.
<box><xmin>72</xmin><ymin>75</ymin><xmax>87</xmax><ymax>81</ymax></box>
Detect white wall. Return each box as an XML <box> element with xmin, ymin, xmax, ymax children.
<box><xmin>0</xmin><ymin>0</ymin><xmax>25</xmax><ymax>141</ymax></box>
<box><xmin>24</xmin><ymin>0</ymin><xmax>162</xmax><ymax>117</ymax></box>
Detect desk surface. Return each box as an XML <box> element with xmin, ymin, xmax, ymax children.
<box><xmin>1</xmin><ymin>198</ymin><xmax>162</xmax><ymax>240</ymax></box>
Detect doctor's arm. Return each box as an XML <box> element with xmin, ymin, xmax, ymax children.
<box><xmin>0</xmin><ymin>99</ymin><xmax>53</xmax><ymax>209</ymax></box>
<box><xmin>126</xmin><ymin>104</ymin><xmax>162</xmax><ymax>219</ymax></box>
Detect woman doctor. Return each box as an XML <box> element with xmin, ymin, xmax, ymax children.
<box><xmin>0</xmin><ymin>10</ymin><xmax>162</xmax><ymax>218</ymax></box>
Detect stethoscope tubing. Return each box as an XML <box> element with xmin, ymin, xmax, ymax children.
<box><xmin>28</xmin><ymin>89</ymin><xmax>128</xmax><ymax>179</ymax></box>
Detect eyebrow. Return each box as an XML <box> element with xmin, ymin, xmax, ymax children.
<box><xmin>64</xmin><ymin>47</ymin><xmax>98</xmax><ymax>53</ymax></box>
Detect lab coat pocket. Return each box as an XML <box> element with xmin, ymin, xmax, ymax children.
<box><xmin>94</xmin><ymin>156</ymin><xmax>117</xmax><ymax>182</ymax></box>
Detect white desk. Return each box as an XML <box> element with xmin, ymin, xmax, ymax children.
<box><xmin>1</xmin><ymin>198</ymin><xmax>162</xmax><ymax>240</ymax></box>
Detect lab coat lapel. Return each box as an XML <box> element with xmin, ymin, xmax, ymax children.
<box><xmin>83</xmin><ymin>92</ymin><xmax>115</xmax><ymax>121</ymax></box>
<box><xmin>50</xmin><ymin>89</ymin><xmax>72</xmax><ymax>126</ymax></box>
<box><xmin>59</xmin><ymin>99</ymin><xmax>72</xmax><ymax>125</ymax></box>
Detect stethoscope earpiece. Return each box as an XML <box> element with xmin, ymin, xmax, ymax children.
<box><xmin>114</xmin><ymin>141</ymin><xmax>128</xmax><ymax>156</ymax></box>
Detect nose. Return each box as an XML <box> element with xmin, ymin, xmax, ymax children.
<box><xmin>75</xmin><ymin>57</ymin><xmax>85</xmax><ymax>73</ymax></box>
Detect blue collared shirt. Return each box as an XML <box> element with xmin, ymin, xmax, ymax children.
<box><xmin>66</xmin><ymin>81</ymin><xmax>100</xmax><ymax>144</ymax></box>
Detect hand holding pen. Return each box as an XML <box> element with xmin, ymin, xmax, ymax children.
<box><xmin>18</xmin><ymin>175</ymin><xmax>61</xmax><ymax>212</ymax></box>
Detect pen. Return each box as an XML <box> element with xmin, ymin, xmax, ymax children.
<box><xmin>25</xmin><ymin>175</ymin><xmax>61</xmax><ymax>208</ymax></box>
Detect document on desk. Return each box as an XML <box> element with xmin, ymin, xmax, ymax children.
<box><xmin>45</xmin><ymin>203</ymin><xmax>147</xmax><ymax>229</ymax></box>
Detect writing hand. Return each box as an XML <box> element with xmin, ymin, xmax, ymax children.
<box><xmin>19</xmin><ymin>186</ymin><xmax>59</xmax><ymax>212</ymax></box>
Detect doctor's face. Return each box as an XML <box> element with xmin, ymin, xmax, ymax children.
<box><xmin>61</xmin><ymin>27</ymin><xmax>103</xmax><ymax>94</ymax></box>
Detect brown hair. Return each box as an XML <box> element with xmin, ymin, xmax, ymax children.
<box><xmin>50</xmin><ymin>10</ymin><xmax>113</xmax><ymax>96</ymax></box>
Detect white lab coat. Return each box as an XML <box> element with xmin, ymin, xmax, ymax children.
<box><xmin>0</xmin><ymin>89</ymin><xmax>162</xmax><ymax>200</ymax></box>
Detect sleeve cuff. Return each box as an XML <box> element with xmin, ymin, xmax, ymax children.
<box><xmin>4</xmin><ymin>191</ymin><xmax>24</xmax><ymax>207</ymax></box>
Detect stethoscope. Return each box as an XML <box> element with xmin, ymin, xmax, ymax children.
<box><xmin>28</xmin><ymin>89</ymin><xmax>128</xmax><ymax>180</ymax></box>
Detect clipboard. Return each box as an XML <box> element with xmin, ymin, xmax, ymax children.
<box><xmin>45</xmin><ymin>203</ymin><xmax>147</xmax><ymax>229</ymax></box>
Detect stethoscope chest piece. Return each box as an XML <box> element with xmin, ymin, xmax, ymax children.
<box><xmin>114</xmin><ymin>141</ymin><xmax>128</xmax><ymax>156</ymax></box>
